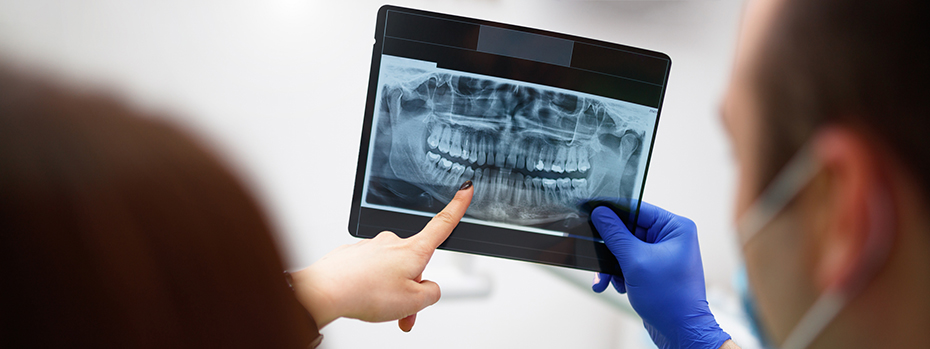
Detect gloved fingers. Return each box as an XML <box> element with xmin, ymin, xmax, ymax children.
<box><xmin>577</xmin><ymin>197</ymin><xmax>636</xmax><ymax>214</ymax></box>
<box><xmin>592</xmin><ymin>272</ymin><xmax>627</xmax><ymax>294</ymax></box>
<box><xmin>579</xmin><ymin>199</ymin><xmax>667</xmax><ymax>243</ymax></box>
<box><xmin>591</xmin><ymin>206</ymin><xmax>646</xmax><ymax>265</ymax></box>
<box><xmin>631</xmin><ymin>223</ymin><xmax>650</xmax><ymax>242</ymax></box>
<box><xmin>579</xmin><ymin>198</ymin><xmax>662</xmax><ymax>228</ymax></box>
<box><xmin>631</xmin><ymin>202</ymin><xmax>693</xmax><ymax>244</ymax></box>
<box><xmin>630</xmin><ymin>201</ymin><xmax>663</xmax><ymax>228</ymax></box>
<box><xmin>610</xmin><ymin>274</ymin><xmax>626</xmax><ymax>294</ymax></box>
<box><xmin>592</xmin><ymin>272</ymin><xmax>612</xmax><ymax>293</ymax></box>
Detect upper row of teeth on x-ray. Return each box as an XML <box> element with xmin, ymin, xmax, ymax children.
<box><xmin>382</xmin><ymin>63</ymin><xmax>646</xmax><ymax>212</ymax></box>
<box><xmin>426</xmin><ymin>124</ymin><xmax>591</xmax><ymax>175</ymax></box>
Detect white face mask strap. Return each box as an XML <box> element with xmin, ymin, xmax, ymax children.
<box><xmin>737</xmin><ymin>142</ymin><xmax>821</xmax><ymax>247</ymax></box>
<box><xmin>778</xmin><ymin>291</ymin><xmax>846</xmax><ymax>349</ymax></box>
<box><xmin>740</xmin><ymin>143</ymin><xmax>897</xmax><ymax>349</ymax></box>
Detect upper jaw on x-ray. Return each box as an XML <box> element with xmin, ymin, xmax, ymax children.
<box><xmin>366</xmin><ymin>57</ymin><xmax>650</xmax><ymax>230</ymax></box>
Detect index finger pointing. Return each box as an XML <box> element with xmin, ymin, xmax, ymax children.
<box><xmin>413</xmin><ymin>180</ymin><xmax>474</xmax><ymax>250</ymax></box>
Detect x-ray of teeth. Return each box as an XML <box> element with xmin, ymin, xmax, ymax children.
<box><xmin>363</xmin><ymin>55</ymin><xmax>657</xmax><ymax>235</ymax></box>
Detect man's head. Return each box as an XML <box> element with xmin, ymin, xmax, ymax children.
<box><xmin>722</xmin><ymin>0</ymin><xmax>930</xmax><ymax>346</ymax></box>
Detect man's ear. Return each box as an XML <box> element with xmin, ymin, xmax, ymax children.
<box><xmin>810</xmin><ymin>127</ymin><xmax>893</xmax><ymax>292</ymax></box>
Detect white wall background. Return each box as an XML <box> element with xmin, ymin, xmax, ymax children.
<box><xmin>0</xmin><ymin>1</ymin><xmax>757</xmax><ymax>348</ymax></box>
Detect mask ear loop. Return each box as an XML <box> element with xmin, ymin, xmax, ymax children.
<box><xmin>734</xmin><ymin>141</ymin><xmax>820</xmax><ymax>348</ymax></box>
<box><xmin>753</xmin><ymin>149</ymin><xmax>893</xmax><ymax>349</ymax></box>
<box><xmin>737</xmin><ymin>142</ymin><xmax>821</xmax><ymax>247</ymax></box>
<box><xmin>778</xmin><ymin>186</ymin><xmax>895</xmax><ymax>349</ymax></box>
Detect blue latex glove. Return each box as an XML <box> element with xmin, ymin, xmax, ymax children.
<box><xmin>591</xmin><ymin>202</ymin><xmax>730</xmax><ymax>349</ymax></box>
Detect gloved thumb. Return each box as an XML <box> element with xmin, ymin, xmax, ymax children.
<box><xmin>591</xmin><ymin>206</ymin><xmax>644</xmax><ymax>267</ymax></box>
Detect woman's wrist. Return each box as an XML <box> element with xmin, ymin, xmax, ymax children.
<box><xmin>290</xmin><ymin>267</ymin><xmax>341</xmax><ymax>329</ymax></box>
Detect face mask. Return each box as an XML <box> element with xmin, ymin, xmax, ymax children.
<box><xmin>734</xmin><ymin>141</ymin><xmax>893</xmax><ymax>349</ymax></box>
<box><xmin>735</xmin><ymin>265</ymin><xmax>772</xmax><ymax>349</ymax></box>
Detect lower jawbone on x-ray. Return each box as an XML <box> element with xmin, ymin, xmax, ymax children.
<box><xmin>364</xmin><ymin>56</ymin><xmax>654</xmax><ymax>237</ymax></box>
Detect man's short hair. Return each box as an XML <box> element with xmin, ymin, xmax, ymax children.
<box><xmin>754</xmin><ymin>0</ymin><xmax>930</xmax><ymax>197</ymax></box>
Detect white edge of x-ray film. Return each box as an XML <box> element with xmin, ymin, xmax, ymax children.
<box><xmin>360</xmin><ymin>55</ymin><xmax>657</xmax><ymax>240</ymax></box>
<box><xmin>362</xmin><ymin>202</ymin><xmax>568</xmax><ymax>238</ymax></box>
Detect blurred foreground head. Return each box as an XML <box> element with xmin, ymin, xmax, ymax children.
<box><xmin>0</xmin><ymin>68</ymin><xmax>315</xmax><ymax>347</ymax></box>
<box><xmin>724</xmin><ymin>0</ymin><xmax>930</xmax><ymax>347</ymax></box>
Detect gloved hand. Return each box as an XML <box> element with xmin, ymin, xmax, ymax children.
<box><xmin>590</xmin><ymin>201</ymin><xmax>730</xmax><ymax>349</ymax></box>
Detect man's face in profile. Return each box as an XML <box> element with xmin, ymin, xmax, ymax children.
<box><xmin>721</xmin><ymin>0</ymin><xmax>822</xmax><ymax>343</ymax></box>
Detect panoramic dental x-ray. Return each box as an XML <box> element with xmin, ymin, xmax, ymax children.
<box><xmin>362</xmin><ymin>56</ymin><xmax>656</xmax><ymax>237</ymax></box>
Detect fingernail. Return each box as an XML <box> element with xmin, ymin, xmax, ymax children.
<box><xmin>459</xmin><ymin>180</ymin><xmax>473</xmax><ymax>191</ymax></box>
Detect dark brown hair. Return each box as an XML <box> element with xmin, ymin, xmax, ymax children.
<box><xmin>753</xmin><ymin>0</ymin><xmax>930</xmax><ymax>195</ymax></box>
<box><xmin>0</xmin><ymin>69</ymin><xmax>317</xmax><ymax>347</ymax></box>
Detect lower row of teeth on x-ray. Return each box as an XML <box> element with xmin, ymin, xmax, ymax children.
<box><xmin>425</xmin><ymin>125</ymin><xmax>594</xmax><ymax>207</ymax></box>
<box><xmin>371</xmin><ymin>58</ymin><xmax>651</xmax><ymax>228</ymax></box>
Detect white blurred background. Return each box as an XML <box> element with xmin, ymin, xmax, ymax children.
<box><xmin>0</xmin><ymin>1</ymin><xmax>757</xmax><ymax>348</ymax></box>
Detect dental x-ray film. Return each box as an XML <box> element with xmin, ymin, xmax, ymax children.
<box><xmin>349</xmin><ymin>6</ymin><xmax>671</xmax><ymax>273</ymax></box>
